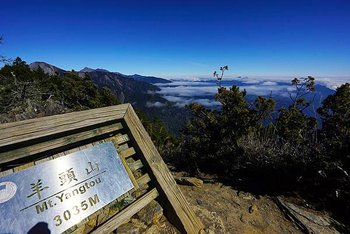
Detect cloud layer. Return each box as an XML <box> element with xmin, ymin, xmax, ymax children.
<box><xmin>153</xmin><ymin>76</ymin><xmax>349</xmax><ymax>108</ymax></box>
<box><xmin>155</xmin><ymin>79</ymin><xmax>292</xmax><ymax>107</ymax></box>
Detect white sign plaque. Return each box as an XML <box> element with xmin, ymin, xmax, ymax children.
<box><xmin>0</xmin><ymin>142</ymin><xmax>134</xmax><ymax>234</ymax></box>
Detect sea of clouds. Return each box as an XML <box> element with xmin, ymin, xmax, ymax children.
<box><xmin>150</xmin><ymin>76</ymin><xmax>349</xmax><ymax>108</ymax></box>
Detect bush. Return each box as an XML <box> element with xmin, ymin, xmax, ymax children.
<box><xmin>137</xmin><ymin>111</ymin><xmax>179</xmax><ymax>163</ymax></box>
<box><xmin>180</xmin><ymin>85</ymin><xmax>275</xmax><ymax>176</ymax></box>
<box><xmin>315</xmin><ymin>83</ymin><xmax>350</xmax><ymax>224</ymax></box>
<box><xmin>178</xmin><ymin>77</ymin><xmax>350</xmax><ymax>225</ymax></box>
<box><xmin>0</xmin><ymin>57</ymin><xmax>118</xmax><ymax>122</ymax></box>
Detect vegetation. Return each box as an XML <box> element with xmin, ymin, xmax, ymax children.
<box><xmin>0</xmin><ymin>58</ymin><xmax>176</xmax><ymax>154</ymax></box>
<box><xmin>0</xmin><ymin>58</ymin><xmax>119</xmax><ymax>122</ymax></box>
<box><xmin>1</xmin><ymin>54</ymin><xmax>349</xmax><ymax>227</ymax></box>
<box><xmin>213</xmin><ymin>65</ymin><xmax>229</xmax><ymax>87</ymax></box>
<box><xmin>136</xmin><ymin>111</ymin><xmax>178</xmax><ymax>161</ymax></box>
<box><xmin>316</xmin><ymin>83</ymin><xmax>350</xmax><ymax>224</ymax></box>
<box><xmin>173</xmin><ymin>68</ymin><xmax>350</xmax><ymax>227</ymax></box>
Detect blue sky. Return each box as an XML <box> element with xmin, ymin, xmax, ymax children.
<box><xmin>1</xmin><ymin>0</ymin><xmax>350</xmax><ymax>78</ymax></box>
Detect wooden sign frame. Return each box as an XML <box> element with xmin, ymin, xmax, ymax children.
<box><xmin>0</xmin><ymin>104</ymin><xmax>204</xmax><ymax>234</ymax></box>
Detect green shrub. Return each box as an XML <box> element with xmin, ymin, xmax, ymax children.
<box><xmin>178</xmin><ymin>76</ymin><xmax>350</xmax><ymax>226</ymax></box>
<box><xmin>0</xmin><ymin>58</ymin><xmax>118</xmax><ymax>122</ymax></box>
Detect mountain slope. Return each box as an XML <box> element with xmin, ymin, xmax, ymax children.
<box><xmin>29</xmin><ymin>62</ymin><xmax>185</xmax><ymax>133</ymax></box>
<box><xmin>79</xmin><ymin>69</ymin><xmax>187</xmax><ymax>133</ymax></box>
<box><xmin>77</xmin><ymin>68</ymin><xmax>171</xmax><ymax>84</ymax></box>
<box><xmin>29</xmin><ymin>62</ymin><xmax>66</xmax><ymax>76</ymax></box>
<box><xmin>29</xmin><ymin>62</ymin><xmax>169</xmax><ymax>108</ymax></box>
<box><xmin>129</xmin><ymin>74</ymin><xmax>171</xmax><ymax>84</ymax></box>
<box><xmin>79</xmin><ymin>69</ymin><xmax>167</xmax><ymax>108</ymax></box>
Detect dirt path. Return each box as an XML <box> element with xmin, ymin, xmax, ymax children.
<box><xmin>178</xmin><ymin>181</ymin><xmax>302</xmax><ymax>234</ymax></box>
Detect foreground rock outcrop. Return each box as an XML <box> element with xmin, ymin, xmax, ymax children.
<box><xmin>101</xmin><ymin>172</ymin><xmax>348</xmax><ymax>233</ymax></box>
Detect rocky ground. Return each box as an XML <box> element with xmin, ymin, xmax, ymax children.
<box><xmin>177</xmin><ymin>173</ymin><xmax>346</xmax><ymax>234</ymax></box>
<box><xmin>178</xmin><ymin>179</ymin><xmax>301</xmax><ymax>234</ymax></box>
<box><xmin>117</xmin><ymin>172</ymin><xmax>345</xmax><ymax>234</ymax></box>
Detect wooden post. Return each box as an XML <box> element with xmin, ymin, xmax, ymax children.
<box><xmin>124</xmin><ymin>104</ymin><xmax>204</xmax><ymax>234</ymax></box>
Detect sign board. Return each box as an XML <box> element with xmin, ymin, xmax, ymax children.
<box><xmin>0</xmin><ymin>142</ymin><xmax>134</xmax><ymax>234</ymax></box>
<box><xmin>0</xmin><ymin>104</ymin><xmax>204</xmax><ymax>234</ymax></box>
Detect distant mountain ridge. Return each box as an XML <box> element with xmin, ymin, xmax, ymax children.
<box><xmin>77</xmin><ymin>67</ymin><xmax>170</xmax><ymax>84</ymax></box>
<box><xmin>129</xmin><ymin>74</ymin><xmax>171</xmax><ymax>84</ymax></box>
<box><xmin>29</xmin><ymin>62</ymin><xmax>171</xmax><ymax>84</ymax></box>
<box><xmin>29</xmin><ymin>62</ymin><xmax>66</xmax><ymax>76</ymax></box>
<box><xmin>77</xmin><ymin>68</ymin><xmax>164</xmax><ymax>105</ymax></box>
<box><xmin>28</xmin><ymin>62</ymin><xmax>186</xmax><ymax>133</ymax></box>
<box><xmin>29</xmin><ymin>62</ymin><xmax>170</xmax><ymax>105</ymax></box>
<box><xmin>79</xmin><ymin>67</ymin><xmax>95</xmax><ymax>73</ymax></box>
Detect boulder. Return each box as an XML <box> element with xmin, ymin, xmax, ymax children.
<box><xmin>175</xmin><ymin>177</ymin><xmax>204</xmax><ymax>187</ymax></box>
<box><xmin>249</xmin><ymin>204</ymin><xmax>258</xmax><ymax>214</ymax></box>
<box><xmin>117</xmin><ymin>222</ymin><xmax>140</xmax><ymax>234</ymax></box>
<box><xmin>136</xmin><ymin>200</ymin><xmax>163</xmax><ymax>225</ymax></box>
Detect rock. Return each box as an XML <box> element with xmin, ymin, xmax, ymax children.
<box><xmin>240</xmin><ymin>214</ymin><xmax>247</xmax><ymax>223</ymax></box>
<box><xmin>249</xmin><ymin>205</ymin><xmax>258</xmax><ymax>214</ymax></box>
<box><xmin>175</xmin><ymin>177</ymin><xmax>204</xmax><ymax>187</ymax></box>
<box><xmin>143</xmin><ymin>225</ymin><xmax>159</xmax><ymax>234</ymax></box>
<box><xmin>196</xmin><ymin>199</ymin><xmax>203</xmax><ymax>205</ymax></box>
<box><xmin>230</xmin><ymin>197</ymin><xmax>241</xmax><ymax>207</ymax></box>
<box><xmin>191</xmin><ymin>205</ymin><xmax>226</xmax><ymax>233</ymax></box>
<box><xmin>117</xmin><ymin>222</ymin><xmax>140</xmax><ymax>234</ymax></box>
<box><xmin>209</xmin><ymin>190</ymin><xmax>219</xmax><ymax>196</ymax></box>
<box><xmin>136</xmin><ymin>200</ymin><xmax>163</xmax><ymax>225</ymax></box>
<box><xmin>205</xmin><ymin>229</ymin><xmax>215</xmax><ymax>234</ymax></box>
<box><xmin>97</xmin><ymin>207</ymin><xmax>110</xmax><ymax>225</ymax></box>
<box><xmin>85</xmin><ymin>212</ymin><xmax>99</xmax><ymax>232</ymax></box>
<box><xmin>242</xmin><ymin>196</ymin><xmax>253</xmax><ymax>200</ymax></box>
<box><xmin>238</xmin><ymin>191</ymin><xmax>254</xmax><ymax>200</ymax></box>
<box><xmin>131</xmin><ymin>218</ymin><xmax>147</xmax><ymax>230</ymax></box>
<box><xmin>276</xmin><ymin>196</ymin><xmax>344</xmax><ymax>234</ymax></box>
